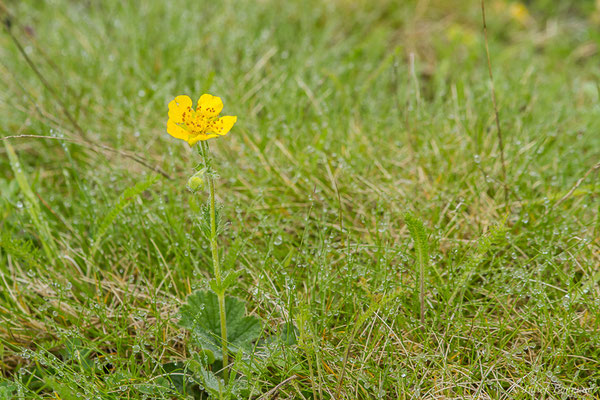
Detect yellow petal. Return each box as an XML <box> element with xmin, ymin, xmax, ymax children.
<box><xmin>196</xmin><ymin>94</ymin><xmax>224</xmax><ymax>118</ymax></box>
<box><xmin>207</xmin><ymin>115</ymin><xmax>237</xmax><ymax>136</ymax></box>
<box><xmin>167</xmin><ymin>119</ymin><xmax>191</xmax><ymax>141</ymax></box>
<box><xmin>168</xmin><ymin>95</ymin><xmax>193</xmax><ymax>123</ymax></box>
<box><xmin>188</xmin><ymin>133</ymin><xmax>219</xmax><ymax>145</ymax></box>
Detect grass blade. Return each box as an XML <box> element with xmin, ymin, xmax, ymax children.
<box><xmin>404</xmin><ymin>212</ymin><xmax>429</xmax><ymax>328</ymax></box>
<box><xmin>4</xmin><ymin>141</ymin><xmax>57</xmax><ymax>263</ymax></box>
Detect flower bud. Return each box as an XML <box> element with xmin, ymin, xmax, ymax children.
<box><xmin>187</xmin><ymin>176</ymin><xmax>204</xmax><ymax>192</ymax></box>
<box><xmin>186</xmin><ymin>167</ymin><xmax>208</xmax><ymax>193</ymax></box>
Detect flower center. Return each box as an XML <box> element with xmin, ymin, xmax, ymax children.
<box><xmin>180</xmin><ymin>108</ymin><xmax>208</xmax><ymax>135</ymax></box>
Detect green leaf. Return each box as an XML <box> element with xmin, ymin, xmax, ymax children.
<box><xmin>91</xmin><ymin>174</ymin><xmax>158</xmax><ymax>257</ymax></box>
<box><xmin>404</xmin><ymin>212</ymin><xmax>429</xmax><ymax>269</ymax></box>
<box><xmin>188</xmin><ymin>356</ymin><xmax>250</xmax><ymax>400</ymax></box>
<box><xmin>0</xmin><ymin>382</ymin><xmax>17</xmax><ymax>400</ymax></box>
<box><xmin>197</xmin><ymin>202</ymin><xmax>224</xmax><ymax>240</ymax></box>
<box><xmin>156</xmin><ymin>362</ymin><xmax>204</xmax><ymax>399</ymax></box>
<box><xmin>0</xmin><ymin>231</ymin><xmax>42</xmax><ymax>268</ymax></box>
<box><xmin>194</xmin><ymin>364</ymin><xmax>224</xmax><ymax>398</ymax></box>
<box><xmin>448</xmin><ymin>221</ymin><xmax>507</xmax><ymax>304</ymax></box>
<box><xmin>210</xmin><ymin>271</ymin><xmax>242</xmax><ymax>295</ymax></box>
<box><xmin>221</xmin><ymin>271</ymin><xmax>241</xmax><ymax>291</ymax></box>
<box><xmin>186</xmin><ymin>357</ymin><xmax>250</xmax><ymax>400</ymax></box>
<box><xmin>179</xmin><ymin>291</ymin><xmax>261</xmax><ymax>360</ymax></box>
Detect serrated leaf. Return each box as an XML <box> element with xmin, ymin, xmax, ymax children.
<box><xmin>179</xmin><ymin>291</ymin><xmax>261</xmax><ymax>360</ymax></box>
<box><xmin>207</xmin><ymin>272</ymin><xmax>241</xmax><ymax>296</ymax></box>
<box><xmin>91</xmin><ymin>174</ymin><xmax>158</xmax><ymax>257</ymax></box>
<box><xmin>197</xmin><ymin>202</ymin><xmax>224</xmax><ymax>240</ymax></box>
<box><xmin>195</xmin><ymin>365</ymin><xmax>223</xmax><ymax>397</ymax></box>
<box><xmin>188</xmin><ymin>359</ymin><xmax>249</xmax><ymax>400</ymax></box>
<box><xmin>0</xmin><ymin>232</ymin><xmax>42</xmax><ymax>268</ymax></box>
<box><xmin>221</xmin><ymin>271</ymin><xmax>241</xmax><ymax>291</ymax></box>
<box><xmin>448</xmin><ymin>221</ymin><xmax>507</xmax><ymax>304</ymax></box>
<box><xmin>404</xmin><ymin>212</ymin><xmax>429</xmax><ymax>266</ymax></box>
<box><xmin>208</xmin><ymin>279</ymin><xmax>221</xmax><ymax>296</ymax></box>
<box><xmin>404</xmin><ymin>212</ymin><xmax>430</xmax><ymax>323</ymax></box>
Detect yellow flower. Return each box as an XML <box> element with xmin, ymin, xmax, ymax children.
<box><xmin>167</xmin><ymin>94</ymin><xmax>237</xmax><ymax>145</ymax></box>
<box><xmin>508</xmin><ymin>2</ymin><xmax>530</xmax><ymax>25</ymax></box>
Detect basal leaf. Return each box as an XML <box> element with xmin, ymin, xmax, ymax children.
<box><xmin>179</xmin><ymin>291</ymin><xmax>261</xmax><ymax>361</ymax></box>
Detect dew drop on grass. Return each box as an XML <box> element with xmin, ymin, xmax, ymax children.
<box><xmin>274</xmin><ymin>235</ymin><xmax>283</xmax><ymax>246</ymax></box>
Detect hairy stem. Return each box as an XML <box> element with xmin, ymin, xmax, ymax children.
<box><xmin>199</xmin><ymin>141</ymin><xmax>229</xmax><ymax>382</ymax></box>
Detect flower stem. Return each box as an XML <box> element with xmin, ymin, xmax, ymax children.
<box><xmin>199</xmin><ymin>141</ymin><xmax>229</xmax><ymax>382</ymax></box>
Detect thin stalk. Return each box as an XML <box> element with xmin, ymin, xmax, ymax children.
<box><xmin>481</xmin><ymin>0</ymin><xmax>509</xmax><ymax>207</ymax></box>
<box><xmin>404</xmin><ymin>213</ymin><xmax>429</xmax><ymax>331</ymax></box>
<box><xmin>418</xmin><ymin>241</ymin><xmax>425</xmax><ymax>329</ymax></box>
<box><xmin>199</xmin><ymin>141</ymin><xmax>229</xmax><ymax>382</ymax></box>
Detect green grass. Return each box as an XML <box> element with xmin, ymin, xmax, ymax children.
<box><xmin>1</xmin><ymin>0</ymin><xmax>599</xmax><ymax>398</ymax></box>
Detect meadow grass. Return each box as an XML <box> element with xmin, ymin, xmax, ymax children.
<box><xmin>1</xmin><ymin>0</ymin><xmax>599</xmax><ymax>398</ymax></box>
